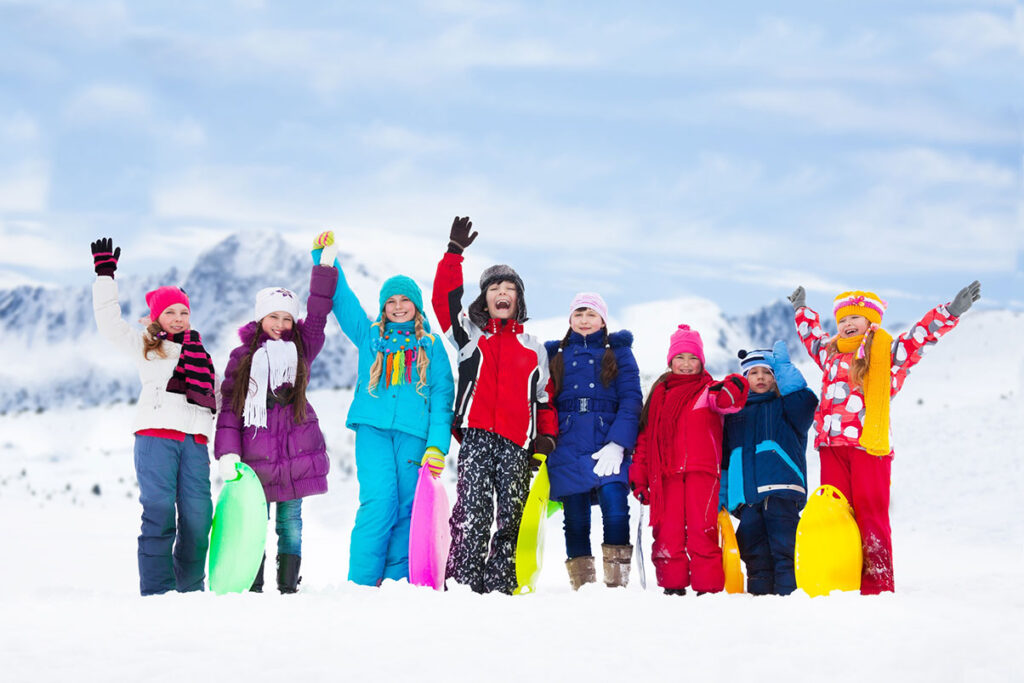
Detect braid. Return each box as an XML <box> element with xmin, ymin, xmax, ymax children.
<box><xmin>414</xmin><ymin>312</ymin><xmax>431</xmax><ymax>396</ymax></box>
<box><xmin>548</xmin><ymin>328</ymin><xmax>573</xmax><ymax>397</ymax></box>
<box><xmin>367</xmin><ymin>322</ymin><xmax>385</xmax><ymax>396</ymax></box>
<box><xmin>600</xmin><ymin>334</ymin><xmax>619</xmax><ymax>387</ymax></box>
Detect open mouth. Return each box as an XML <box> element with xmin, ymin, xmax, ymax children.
<box><xmin>495</xmin><ymin>300</ymin><xmax>511</xmax><ymax>310</ymax></box>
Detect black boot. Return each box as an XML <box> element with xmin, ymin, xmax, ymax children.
<box><xmin>249</xmin><ymin>555</ymin><xmax>266</xmax><ymax>593</ymax></box>
<box><xmin>664</xmin><ymin>587</ymin><xmax>687</xmax><ymax>596</ymax></box>
<box><xmin>277</xmin><ymin>553</ymin><xmax>301</xmax><ymax>594</ymax></box>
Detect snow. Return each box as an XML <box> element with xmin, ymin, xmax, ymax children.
<box><xmin>2</xmin><ymin>310</ymin><xmax>1022</xmax><ymax>681</ymax></box>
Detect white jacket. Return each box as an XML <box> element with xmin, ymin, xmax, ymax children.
<box><xmin>93</xmin><ymin>276</ymin><xmax>216</xmax><ymax>439</ymax></box>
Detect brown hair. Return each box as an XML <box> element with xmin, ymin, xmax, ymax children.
<box><xmin>827</xmin><ymin>330</ymin><xmax>873</xmax><ymax>389</ymax></box>
<box><xmin>142</xmin><ymin>322</ymin><xmax>169</xmax><ymax>360</ymax></box>
<box><xmin>548</xmin><ymin>328</ymin><xmax>619</xmax><ymax>397</ymax></box>
<box><xmin>638</xmin><ymin>371</ymin><xmax>672</xmax><ymax>431</ymax></box>
<box><xmin>230</xmin><ymin>328</ymin><xmax>310</xmax><ymax>423</ymax></box>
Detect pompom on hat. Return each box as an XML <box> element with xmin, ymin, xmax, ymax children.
<box><xmin>833</xmin><ymin>290</ymin><xmax>887</xmax><ymax>326</ymax></box>
<box><xmin>145</xmin><ymin>286</ymin><xmax>190</xmax><ymax>321</ymax></box>
<box><xmin>254</xmin><ymin>287</ymin><xmax>300</xmax><ymax>323</ymax></box>
<box><xmin>568</xmin><ymin>292</ymin><xmax>608</xmax><ymax>323</ymax></box>
<box><xmin>666</xmin><ymin>324</ymin><xmax>705</xmax><ymax>367</ymax></box>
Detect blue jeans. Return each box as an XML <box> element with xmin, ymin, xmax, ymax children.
<box><xmin>133</xmin><ymin>434</ymin><xmax>213</xmax><ymax>596</ymax></box>
<box><xmin>562</xmin><ymin>481</ymin><xmax>630</xmax><ymax>559</ymax></box>
<box><xmin>271</xmin><ymin>499</ymin><xmax>303</xmax><ymax>556</ymax></box>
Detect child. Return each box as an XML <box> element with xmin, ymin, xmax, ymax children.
<box><xmin>312</xmin><ymin>231</ymin><xmax>454</xmax><ymax>587</ymax></box>
<box><xmin>788</xmin><ymin>282</ymin><xmax>981</xmax><ymax>594</ymax></box>
<box><xmin>214</xmin><ymin>237</ymin><xmax>339</xmax><ymax>594</ymax></box>
<box><xmin>90</xmin><ymin>237</ymin><xmax>217</xmax><ymax>596</ymax></box>
<box><xmin>720</xmin><ymin>342</ymin><xmax>817</xmax><ymax>595</ymax></box>
<box><xmin>629</xmin><ymin>324</ymin><xmax>749</xmax><ymax>595</ymax></box>
<box><xmin>544</xmin><ymin>293</ymin><xmax>642</xmax><ymax>590</ymax></box>
<box><xmin>432</xmin><ymin>216</ymin><xmax>559</xmax><ymax>594</ymax></box>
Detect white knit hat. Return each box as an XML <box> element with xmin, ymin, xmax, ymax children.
<box><xmin>254</xmin><ymin>287</ymin><xmax>300</xmax><ymax>323</ymax></box>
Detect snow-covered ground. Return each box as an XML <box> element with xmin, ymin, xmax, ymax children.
<box><xmin>2</xmin><ymin>311</ymin><xmax>1022</xmax><ymax>682</ymax></box>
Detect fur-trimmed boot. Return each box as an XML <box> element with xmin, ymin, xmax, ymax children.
<box><xmin>565</xmin><ymin>555</ymin><xmax>597</xmax><ymax>591</ymax></box>
<box><xmin>249</xmin><ymin>554</ymin><xmax>266</xmax><ymax>593</ymax></box>
<box><xmin>277</xmin><ymin>553</ymin><xmax>302</xmax><ymax>594</ymax></box>
<box><xmin>602</xmin><ymin>544</ymin><xmax>633</xmax><ymax>588</ymax></box>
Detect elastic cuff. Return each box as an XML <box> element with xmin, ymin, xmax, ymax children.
<box><xmin>446</xmin><ymin>241</ymin><xmax>465</xmax><ymax>255</ymax></box>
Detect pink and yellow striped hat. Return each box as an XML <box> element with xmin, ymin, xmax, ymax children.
<box><xmin>833</xmin><ymin>290</ymin><xmax>887</xmax><ymax>325</ymax></box>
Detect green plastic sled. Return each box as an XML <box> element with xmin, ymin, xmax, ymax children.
<box><xmin>208</xmin><ymin>462</ymin><xmax>268</xmax><ymax>595</ymax></box>
<box><xmin>514</xmin><ymin>454</ymin><xmax>551</xmax><ymax>595</ymax></box>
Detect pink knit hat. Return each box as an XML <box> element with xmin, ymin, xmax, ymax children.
<box><xmin>145</xmin><ymin>286</ymin><xmax>190</xmax><ymax>321</ymax></box>
<box><xmin>666</xmin><ymin>324</ymin><xmax>704</xmax><ymax>367</ymax></box>
<box><xmin>569</xmin><ymin>292</ymin><xmax>609</xmax><ymax>323</ymax></box>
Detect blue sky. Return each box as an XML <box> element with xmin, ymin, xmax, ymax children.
<box><xmin>1</xmin><ymin>0</ymin><xmax>1021</xmax><ymax>324</ymax></box>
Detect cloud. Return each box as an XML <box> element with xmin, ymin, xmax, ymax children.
<box><xmin>0</xmin><ymin>161</ymin><xmax>49</xmax><ymax>212</ymax></box>
<box><xmin>63</xmin><ymin>84</ymin><xmax>151</xmax><ymax>125</ymax></box>
<box><xmin>917</xmin><ymin>7</ymin><xmax>1024</xmax><ymax>64</ymax></box>
<box><xmin>854</xmin><ymin>147</ymin><xmax>1016</xmax><ymax>190</ymax></box>
<box><xmin>357</xmin><ymin>123</ymin><xmax>458</xmax><ymax>155</ymax></box>
<box><xmin>0</xmin><ymin>112</ymin><xmax>40</xmax><ymax>144</ymax></box>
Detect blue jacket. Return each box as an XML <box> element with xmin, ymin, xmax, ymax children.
<box><xmin>318</xmin><ymin>253</ymin><xmax>455</xmax><ymax>453</ymax></box>
<box><xmin>543</xmin><ymin>329</ymin><xmax>643</xmax><ymax>501</ymax></box>
<box><xmin>721</xmin><ymin>388</ymin><xmax>817</xmax><ymax>513</ymax></box>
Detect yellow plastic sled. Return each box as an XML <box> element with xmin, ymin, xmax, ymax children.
<box><xmin>794</xmin><ymin>485</ymin><xmax>862</xmax><ymax>597</ymax></box>
<box><xmin>514</xmin><ymin>454</ymin><xmax>550</xmax><ymax>595</ymax></box>
<box><xmin>718</xmin><ymin>508</ymin><xmax>745</xmax><ymax>594</ymax></box>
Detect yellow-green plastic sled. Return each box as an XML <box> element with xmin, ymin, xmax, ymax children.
<box><xmin>794</xmin><ymin>484</ymin><xmax>862</xmax><ymax>597</ymax></box>
<box><xmin>514</xmin><ymin>454</ymin><xmax>550</xmax><ymax>595</ymax></box>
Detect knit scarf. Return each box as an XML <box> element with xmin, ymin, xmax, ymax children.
<box><xmin>835</xmin><ymin>325</ymin><xmax>893</xmax><ymax>456</ymax></box>
<box><xmin>370</xmin><ymin>322</ymin><xmax>433</xmax><ymax>390</ymax></box>
<box><xmin>161</xmin><ymin>330</ymin><xmax>217</xmax><ymax>413</ymax></box>
<box><xmin>244</xmin><ymin>339</ymin><xmax>298</xmax><ymax>428</ymax></box>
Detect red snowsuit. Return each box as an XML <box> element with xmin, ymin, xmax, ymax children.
<box><xmin>631</xmin><ymin>372</ymin><xmax>747</xmax><ymax>592</ymax></box>
<box><xmin>795</xmin><ymin>303</ymin><xmax>960</xmax><ymax>594</ymax></box>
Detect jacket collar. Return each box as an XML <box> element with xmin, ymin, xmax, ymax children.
<box><xmin>484</xmin><ymin>318</ymin><xmax>524</xmax><ymax>335</ymax></box>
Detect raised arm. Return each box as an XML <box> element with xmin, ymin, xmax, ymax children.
<box><xmin>790</xmin><ymin>286</ymin><xmax>829</xmax><ymax>370</ymax></box>
<box><xmin>90</xmin><ymin>238</ymin><xmax>142</xmax><ymax>357</ymax></box>
<box><xmin>299</xmin><ymin>252</ymin><xmax>340</xmax><ymax>362</ymax></box>
<box><xmin>311</xmin><ymin>231</ymin><xmax>372</xmax><ymax>347</ymax></box>
<box><xmin>431</xmin><ymin>216</ymin><xmax>477</xmax><ymax>340</ymax></box>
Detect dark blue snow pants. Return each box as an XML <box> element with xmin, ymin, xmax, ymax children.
<box><xmin>735</xmin><ymin>496</ymin><xmax>801</xmax><ymax>596</ymax></box>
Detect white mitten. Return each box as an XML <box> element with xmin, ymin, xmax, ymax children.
<box><xmin>219</xmin><ymin>453</ymin><xmax>241</xmax><ymax>480</ymax></box>
<box><xmin>591</xmin><ymin>442</ymin><xmax>625</xmax><ymax>477</ymax></box>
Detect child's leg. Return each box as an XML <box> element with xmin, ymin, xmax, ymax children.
<box><xmin>849</xmin><ymin>449</ymin><xmax>894</xmax><ymax>594</ymax></box>
<box><xmin>684</xmin><ymin>472</ymin><xmax>725</xmax><ymax>593</ymax></box>
<box><xmin>763</xmin><ymin>496</ymin><xmax>801</xmax><ymax>595</ymax></box>
<box><xmin>275</xmin><ymin>499</ymin><xmax>303</xmax><ymax>556</ymax></box>
<box><xmin>173</xmin><ymin>435</ymin><xmax>213</xmax><ymax>592</ymax></box>
<box><xmin>349</xmin><ymin>425</ymin><xmax>400</xmax><ymax>586</ymax></box>
<box><xmin>598</xmin><ymin>481</ymin><xmax>630</xmax><ymax>545</ymax></box>
<box><xmin>736</xmin><ymin>502</ymin><xmax>773</xmax><ymax>595</ymax></box>
<box><xmin>652</xmin><ymin>474</ymin><xmax>688</xmax><ymax>590</ymax></box>
<box><xmin>381</xmin><ymin>432</ymin><xmax>425</xmax><ymax>581</ymax></box>
<box><xmin>483</xmin><ymin>432</ymin><xmax>530</xmax><ymax>595</ymax></box>
<box><xmin>446</xmin><ymin>429</ymin><xmax>496</xmax><ymax>592</ymax></box>
<box><xmin>819</xmin><ymin>446</ymin><xmax>852</xmax><ymax>498</ymax></box>
<box><xmin>561</xmin><ymin>492</ymin><xmax>593</xmax><ymax>559</ymax></box>
<box><xmin>132</xmin><ymin>435</ymin><xmax>181</xmax><ymax>596</ymax></box>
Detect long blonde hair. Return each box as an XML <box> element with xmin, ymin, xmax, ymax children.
<box><xmin>142</xmin><ymin>322</ymin><xmax>169</xmax><ymax>360</ymax></box>
<box><xmin>367</xmin><ymin>311</ymin><xmax>431</xmax><ymax>396</ymax></box>
<box><xmin>827</xmin><ymin>331</ymin><xmax>873</xmax><ymax>389</ymax></box>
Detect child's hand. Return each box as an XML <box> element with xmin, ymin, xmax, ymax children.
<box><xmin>628</xmin><ymin>462</ymin><xmax>649</xmax><ymax>503</ymax></box>
<box><xmin>591</xmin><ymin>442</ymin><xmax>625</xmax><ymax>477</ymax></box>
<box><xmin>770</xmin><ymin>340</ymin><xmax>807</xmax><ymax>395</ymax></box>
<box><xmin>787</xmin><ymin>286</ymin><xmax>806</xmax><ymax>310</ymax></box>
<box><xmin>447</xmin><ymin>216</ymin><xmax>478</xmax><ymax>254</ymax></box>
<box><xmin>90</xmin><ymin>237</ymin><xmax>120</xmax><ymax>277</ymax></box>
<box><xmin>219</xmin><ymin>453</ymin><xmax>240</xmax><ymax>481</ymax></box>
<box><xmin>630</xmin><ymin>481</ymin><xmax>649</xmax><ymax>505</ymax></box>
<box><xmin>947</xmin><ymin>280</ymin><xmax>981</xmax><ymax>317</ymax></box>
<box><xmin>313</xmin><ymin>230</ymin><xmax>339</xmax><ymax>268</ymax></box>
<box><xmin>710</xmin><ymin>374</ymin><xmax>749</xmax><ymax>410</ymax></box>
<box><xmin>420</xmin><ymin>447</ymin><xmax>445</xmax><ymax>479</ymax></box>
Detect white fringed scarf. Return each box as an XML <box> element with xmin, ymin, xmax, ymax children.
<box><xmin>243</xmin><ymin>339</ymin><xmax>298</xmax><ymax>429</ymax></box>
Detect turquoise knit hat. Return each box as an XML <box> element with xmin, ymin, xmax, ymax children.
<box><xmin>378</xmin><ymin>275</ymin><xmax>428</xmax><ymax>330</ymax></box>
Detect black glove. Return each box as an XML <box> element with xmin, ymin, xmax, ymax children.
<box><xmin>947</xmin><ymin>280</ymin><xmax>981</xmax><ymax>317</ymax></box>
<box><xmin>447</xmin><ymin>216</ymin><xmax>478</xmax><ymax>255</ymax></box>
<box><xmin>90</xmin><ymin>238</ymin><xmax>121</xmax><ymax>277</ymax></box>
<box><xmin>788</xmin><ymin>286</ymin><xmax>806</xmax><ymax>310</ymax></box>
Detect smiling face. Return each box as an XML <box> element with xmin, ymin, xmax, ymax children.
<box><xmin>384</xmin><ymin>295</ymin><xmax>417</xmax><ymax>323</ymax></box>
<box><xmin>670</xmin><ymin>352</ymin><xmax>702</xmax><ymax>375</ymax></box>
<box><xmin>157</xmin><ymin>304</ymin><xmax>190</xmax><ymax>335</ymax></box>
<box><xmin>486</xmin><ymin>281</ymin><xmax>518</xmax><ymax>320</ymax></box>
<box><xmin>260</xmin><ymin>311</ymin><xmax>295</xmax><ymax>340</ymax></box>
<box><xmin>838</xmin><ymin>314</ymin><xmax>870</xmax><ymax>338</ymax></box>
<box><xmin>747</xmin><ymin>366</ymin><xmax>777</xmax><ymax>394</ymax></box>
<box><xmin>570</xmin><ymin>307</ymin><xmax>605</xmax><ymax>335</ymax></box>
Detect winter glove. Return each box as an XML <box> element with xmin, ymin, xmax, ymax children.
<box><xmin>787</xmin><ymin>286</ymin><xmax>806</xmax><ymax>311</ymax></box>
<box><xmin>312</xmin><ymin>230</ymin><xmax>339</xmax><ymax>268</ymax></box>
<box><xmin>628</xmin><ymin>462</ymin><xmax>649</xmax><ymax>504</ymax></box>
<box><xmin>529</xmin><ymin>452</ymin><xmax>546</xmax><ymax>472</ymax></box>
<box><xmin>90</xmin><ymin>237</ymin><xmax>120</xmax><ymax>277</ymax></box>
<box><xmin>710</xmin><ymin>374</ymin><xmax>749</xmax><ymax>410</ymax></box>
<box><xmin>532</xmin><ymin>434</ymin><xmax>556</xmax><ymax>456</ymax></box>
<box><xmin>219</xmin><ymin>453</ymin><xmax>241</xmax><ymax>481</ymax></box>
<box><xmin>770</xmin><ymin>340</ymin><xmax>807</xmax><ymax>396</ymax></box>
<box><xmin>947</xmin><ymin>280</ymin><xmax>981</xmax><ymax>318</ymax></box>
<box><xmin>447</xmin><ymin>216</ymin><xmax>478</xmax><ymax>255</ymax></box>
<box><xmin>420</xmin><ymin>447</ymin><xmax>445</xmax><ymax>479</ymax></box>
<box><xmin>591</xmin><ymin>442</ymin><xmax>625</xmax><ymax>477</ymax></box>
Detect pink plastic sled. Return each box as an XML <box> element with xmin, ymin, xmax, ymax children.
<box><xmin>408</xmin><ymin>465</ymin><xmax>452</xmax><ymax>590</ymax></box>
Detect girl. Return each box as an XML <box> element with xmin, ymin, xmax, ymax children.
<box><xmin>312</xmin><ymin>231</ymin><xmax>454</xmax><ymax>587</ymax></box>
<box><xmin>544</xmin><ymin>293</ymin><xmax>642</xmax><ymax>590</ymax></box>
<box><xmin>720</xmin><ymin>342</ymin><xmax>817</xmax><ymax>595</ymax></box>
<box><xmin>432</xmin><ymin>216</ymin><xmax>559</xmax><ymax>595</ymax></box>
<box><xmin>629</xmin><ymin>324</ymin><xmax>749</xmax><ymax>595</ymax></box>
<box><xmin>788</xmin><ymin>282</ymin><xmax>981</xmax><ymax>594</ymax></box>
<box><xmin>90</xmin><ymin>237</ymin><xmax>217</xmax><ymax>596</ymax></box>
<box><xmin>215</xmin><ymin>237</ymin><xmax>339</xmax><ymax>594</ymax></box>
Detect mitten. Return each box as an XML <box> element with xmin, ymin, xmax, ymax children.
<box><xmin>947</xmin><ymin>280</ymin><xmax>981</xmax><ymax>317</ymax></box>
<box><xmin>90</xmin><ymin>237</ymin><xmax>120</xmax><ymax>277</ymax></box>
<box><xmin>591</xmin><ymin>442</ymin><xmax>625</xmax><ymax>477</ymax></box>
<box><xmin>447</xmin><ymin>216</ymin><xmax>478</xmax><ymax>255</ymax></box>
<box><xmin>787</xmin><ymin>286</ymin><xmax>806</xmax><ymax>311</ymax></box>
<box><xmin>529</xmin><ymin>452</ymin><xmax>546</xmax><ymax>472</ymax></box>
<box><xmin>628</xmin><ymin>462</ymin><xmax>649</xmax><ymax>504</ymax></box>
<box><xmin>710</xmin><ymin>374</ymin><xmax>749</xmax><ymax>410</ymax></box>
<box><xmin>532</xmin><ymin>434</ymin><xmax>556</xmax><ymax>456</ymax></box>
<box><xmin>312</xmin><ymin>230</ymin><xmax>339</xmax><ymax>268</ymax></box>
<box><xmin>420</xmin><ymin>447</ymin><xmax>445</xmax><ymax>479</ymax></box>
<box><xmin>770</xmin><ymin>340</ymin><xmax>807</xmax><ymax>396</ymax></box>
<box><xmin>219</xmin><ymin>453</ymin><xmax>241</xmax><ymax>481</ymax></box>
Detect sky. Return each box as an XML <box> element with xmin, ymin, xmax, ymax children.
<box><xmin>0</xmin><ymin>0</ymin><xmax>1021</xmax><ymax>324</ymax></box>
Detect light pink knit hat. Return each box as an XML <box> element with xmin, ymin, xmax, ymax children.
<box><xmin>568</xmin><ymin>292</ymin><xmax>609</xmax><ymax>323</ymax></box>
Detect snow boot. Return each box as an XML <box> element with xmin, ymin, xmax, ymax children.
<box><xmin>249</xmin><ymin>554</ymin><xmax>266</xmax><ymax>593</ymax></box>
<box><xmin>277</xmin><ymin>553</ymin><xmax>302</xmax><ymax>594</ymax></box>
<box><xmin>602</xmin><ymin>544</ymin><xmax>633</xmax><ymax>588</ymax></box>
<box><xmin>565</xmin><ymin>555</ymin><xmax>596</xmax><ymax>591</ymax></box>
<box><xmin>664</xmin><ymin>587</ymin><xmax>687</xmax><ymax>596</ymax></box>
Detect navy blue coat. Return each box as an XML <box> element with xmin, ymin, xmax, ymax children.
<box><xmin>721</xmin><ymin>388</ymin><xmax>817</xmax><ymax>513</ymax></box>
<box><xmin>544</xmin><ymin>329</ymin><xmax>643</xmax><ymax>501</ymax></box>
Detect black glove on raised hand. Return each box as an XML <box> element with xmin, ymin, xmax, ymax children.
<box><xmin>90</xmin><ymin>238</ymin><xmax>121</xmax><ymax>277</ymax></box>
<box><xmin>947</xmin><ymin>280</ymin><xmax>981</xmax><ymax>317</ymax></box>
<box><xmin>788</xmin><ymin>286</ymin><xmax>806</xmax><ymax>311</ymax></box>
<box><xmin>447</xmin><ymin>216</ymin><xmax>478</xmax><ymax>255</ymax></box>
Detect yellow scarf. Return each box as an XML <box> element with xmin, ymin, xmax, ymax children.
<box><xmin>835</xmin><ymin>325</ymin><xmax>893</xmax><ymax>456</ymax></box>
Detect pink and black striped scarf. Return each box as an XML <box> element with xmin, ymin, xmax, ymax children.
<box><xmin>160</xmin><ymin>330</ymin><xmax>217</xmax><ymax>413</ymax></box>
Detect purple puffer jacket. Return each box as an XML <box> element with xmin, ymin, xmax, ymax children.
<box><xmin>215</xmin><ymin>265</ymin><xmax>338</xmax><ymax>503</ymax></box>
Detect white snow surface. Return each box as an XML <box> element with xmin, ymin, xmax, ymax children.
<box><xmin>2</xmin><ymin>310</ymin><xmax>1022</xmax><ymax>682</ymax></box>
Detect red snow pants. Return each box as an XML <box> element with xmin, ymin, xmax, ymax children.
<box><xmin>819</xmin><ymin>446</ymin><xmax>894</xmax><ymax>595</ymax></box>
<box><xmin>651</xmin><ymin>472</ymin><xmax>724</xmax><ymax>593</ymax></box>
